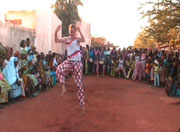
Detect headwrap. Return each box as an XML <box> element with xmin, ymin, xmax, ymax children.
<box><xmin>3</xmin><ymin>57</ymin><xmax>19</xmax><ymax>85</ymax></box>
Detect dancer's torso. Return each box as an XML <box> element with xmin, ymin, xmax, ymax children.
<box><xmin>65</xmin><ymin>37</ymin><xmax>81</xmax><ymax>61</ymax></box>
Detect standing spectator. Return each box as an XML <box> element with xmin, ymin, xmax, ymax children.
<box><xmin>116</xmin><ymin>54</ymin><xmax>126</xmax><ymax>78</ymax></box>
<box><xmin>88</xmin><ymin>47</ymin><xmax>94</xmax><ymax>74</ymax></box>
<box><xmin>110</xmin><ymin>47</ymin><xmax>117</xmax><ymax>77</ymax></box>
<box><xmin>84</xmin><ymin>45</ymin><xmax>89</xmax><ymax>75</ymax></box>
<box><xmin>154</xmin><ymin>60</ymin><xmax>160</xmax><ymax>87</ymax></box>
<box><xmin>145</xmin><ymin>59</ymin><xmax>151</xmax><ymax>83</ymax></box>
<box><xmin>133</xmin><ymin>51</ymin><xmax>142</xmax><ymax>80</ymax></box>
<box><xmin>94</xmin><ymin>47</ymin><xmax>100</xmax><ymax>76</ymax></box>
<box><xmin>127</xmin><ymin>56</ymin><xmax>135</xmax><ymax>79</ymax></box>
<box><xmin>141</xmin><ymin>50</ymin><xmax>146</xmax><ymax>80</ymax></box>
<box><xmin>99</xmin><ymin>47</ymin><xmax>105</xmax><ymax>76</ymax></box>
<box><xmin>104</xmin><ymin>47</ymin><xmax>111</xmax><ymax>75</ymax></box>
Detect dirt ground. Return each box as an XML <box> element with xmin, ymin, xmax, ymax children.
<box><xmin>0</xmin><ymin>76</ymin><xmax>180</xmax><ymax>132</ymax></box>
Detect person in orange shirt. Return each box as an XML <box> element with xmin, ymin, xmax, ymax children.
<box><xmin>145</xmin><ymin>60</ymin><xmax>151</xmax><ymax>84</ymax></box>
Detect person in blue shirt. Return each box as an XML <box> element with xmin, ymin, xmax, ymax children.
<box><xmin>88</xmin><ymin>47</ymin><xmax>94</xmax><ymax>74</ymax></box>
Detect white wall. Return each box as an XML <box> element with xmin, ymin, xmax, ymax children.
<box><xmin>0</xmin><ymin>21</ymin><xmax>35</xmax><ymax>51</ymax></box>
<box><xmin>35</xmin><ymin>9</ymin><xmax>65</xmax><ymax>54</ymax></box>
<box><xmin>51</xmin><ymin>11</ymin><xmax>66</xmax><ymax>54</ymax></box>
<box><xmin>77</xmin><ymin>21</ymin><xmax>91</xmax><ymax>47</ymax></box>
<box><xmin>0</xmin><ymin>10</ymin><xmax>91</xmax><ymax>54</ymax></box>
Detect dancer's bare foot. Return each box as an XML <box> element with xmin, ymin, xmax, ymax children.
<box><xmin>80</xmin><ymin>105</ymin><xmax>85</xmax><ymax>115</ymax></box>
<box><xmin>61</xmin><ymin>85</ymin><xmax>67</xmax><ymax>96</ymax></box>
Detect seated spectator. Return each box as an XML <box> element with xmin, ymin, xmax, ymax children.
<box><xmin>19</xmin><ymin>50</ymin><xmax>38</xmax><ymax>97</ymax></box>
<box><xmin>3</xmin><ymin>51</ymin><xmax>23</xmax><ymax>103</ymax></box>
<box><xmin>51</xmin><ymin>66</ymin><xmax>57</xmax><ymax>87</ymax></box>
<box><xmin>36</xmin><ymin>54</ymin><xmax>47</xmax><ymax>91</ymax></box>
<box><xmin>0</xmin><ymin>43</ymin><xmax>12</xmax><ymax>107</ymax></box>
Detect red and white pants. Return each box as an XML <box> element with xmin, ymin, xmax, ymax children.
<box><xmin>56</xmin><ymin>59</ymin><xmax>85</xmax><ymax>106</ymax></box>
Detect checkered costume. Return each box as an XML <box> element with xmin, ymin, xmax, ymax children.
<box><xmin>56</xmin><ymin>38</ymin><xmax>85</xmax><ymax>106</ymax></box>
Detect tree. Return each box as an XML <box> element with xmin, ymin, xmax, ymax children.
<box><xmin>138</xmin><ymin>0</ymin><xmax>180</xmax><ymax>45</ymax></box>
<box><xmin>134</xmin><ymin>29</ymin><xmax>156</xmax><ymax>49</ymax></box>
<box><xmin>91</xmin><ymin>36</ymin><xmax>106</xmax><ymax>47</ymax></box>
<box><xmin>134</xmin><ymin>30</ymin><xmax>148</xmax><ymax>49</ymax></box>
<box><xmin>52</xmin><ymin>0</ymin><xmax>83</xmax><ymax>36</ymax></box>
<box><xmin>91</xmin><ymin>36</ymin><xmax>114</xmax><ymax>47</ymax></box>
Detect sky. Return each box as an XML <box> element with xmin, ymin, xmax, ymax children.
<box><xmin>0</xmin><ymin>0</ymin><xmax>149</xmax><ymax>48</ymax></box>
<box><xmin>78</xmin><ymin>0</ymin><xmax>149</xmax><ymax>48</ymax></box>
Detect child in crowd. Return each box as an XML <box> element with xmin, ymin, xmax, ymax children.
<box><xmin>154</xmin><ymin>60</ymin><xmax>160</xmax><ymax>87</ymax></box>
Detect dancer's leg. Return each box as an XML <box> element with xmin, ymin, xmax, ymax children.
<box><xmin>56</xmin><ymin>60</ymin><xmax>70</xmax><ymax>96</ymax></box>
<box><xmin>72</xmin><ymin>61</ymin><xmax>85</xmax><ymax>114</ymax></box>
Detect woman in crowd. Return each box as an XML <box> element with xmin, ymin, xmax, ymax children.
<box><xmin>116</xmin><ymin>54</ymin><xmax>126</xmax><ymax>78</ymax></box>
<box><xmin>0</xmin><ymin>43</ymin><xmax>12</xmax><ymax>107</ymax></box>
<box><xmin>19</xmin><ymin>50</ymin><xmax>38</xmax><ymax>97</ymax></box>
<box><xmin>36</xmin><ymin>54</ymin><xmax>47</xmax><ymax>91</ymax></box>
<box><xmin>133</xmin><ymin>50</ymin><xmax>142</xmax><ymax>80</ymax></box>
<box><xmin>3</xmin><ymin>51</ymin><xmax>23</xmax><ymax>102</ymax></box>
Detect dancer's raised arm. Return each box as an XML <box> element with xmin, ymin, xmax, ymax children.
<box><xmin>55</xmin><ymin>25</ymin><xmax>67</xmax><ymax>43</ymax></box>
<box><xmin>76</xmin><ymin>26</ymin><xmax>85</xmax><ymax>43</ymax></box>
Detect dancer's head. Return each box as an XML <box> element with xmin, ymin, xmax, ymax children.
<box><xmin>69</xmin><ymin>24</ymin><xmax>76</xmax><ymax>38</ymax></box>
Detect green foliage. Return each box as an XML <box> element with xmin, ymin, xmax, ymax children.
<box><xmin>91</xmin><ymin>36</ymin><xmax>114</xmax><ymax>47</ymax></box>
<box><xmin>137</xmin><ymin>0</ymin><xmax>180</xmax><ymax>48</ymax></box>
<box><xmin>52</xmin><ymin>0</ymin><xmax>83</xmax><ymax>37</ymax></box>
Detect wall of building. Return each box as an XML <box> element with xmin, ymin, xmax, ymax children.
<box><xmin>0</xmin><ymin>21</ymin><xmax>35</xmax><ymax>51</ymax></box>
<box><xmin>0</xmin><ymin>10</ymin><xmax>91</xmax><ymax>54</ymax></box>
<box><xmin>1</xmin><ymin>10</ymin><xmax>65</xmax><ymax>54</ymax></box>
<box><xmin>77</xmin><ymin>21</ymin><xmax>91</xmax><ymax>47</ymax></box>
<box><xmin>35</xmin><ymin>9</ymin><xmax>65</xmax><ymax>54</ymax></box>
<box><xmin>6</xmin><ymin>11</ymin><xmax>36</xmax><ymax>30</ymax></box>
<box><xmin>51</xmin><ymin>11</ymin><xmax>66</xmax><ymax>54</ymax></box>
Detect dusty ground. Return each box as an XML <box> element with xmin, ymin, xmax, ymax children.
<box><xmin>0</xmin><ymin>76</ymin><xmax>180</xmax><ymax>132</ymax></box>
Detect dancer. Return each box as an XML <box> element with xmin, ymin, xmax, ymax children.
<box><xmin>55</xmin><ymin>24</ymin><xmax>85</xmax><ymax>113</ymax></box>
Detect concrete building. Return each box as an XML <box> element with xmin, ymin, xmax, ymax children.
<box><xmin>0</xmin><ymin>21</ymin><xmax>35</xmax><ymax>51</ymax></box>
<box><xmin>0</xmin><ymin>10</ymin><xmax>91</xmax><ymax>54</ymax></box>
<box><xmin>76</xmin><ymin>21</ymin><xmax>91</xmax><ymax>47</ymax></box>
<box><xmin>2</xmin><ymin>10</ymin><xmax>63</xmax><ymax>54</ymax></box>
<box><xmin>5</xmin><ymin>11</ymin><xmax>36</xmax><ymax>30</ymax></box>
